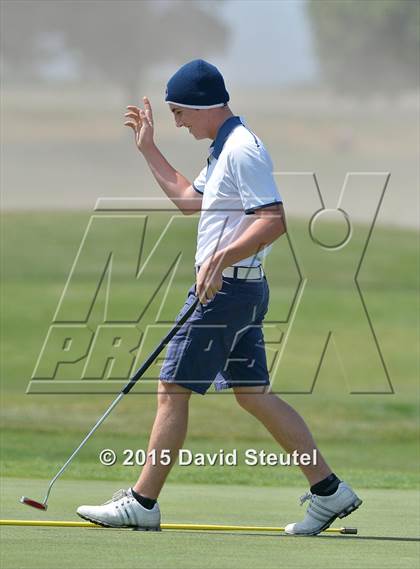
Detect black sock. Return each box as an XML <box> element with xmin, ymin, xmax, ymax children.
<box><xmin>310</xmin><ymin>473</ymin><xmax>341</xmax><ymax>496</ymax></box>
<box><xmin>131</xmin><ymin>488</ymin><xmax>157</xmax><ymax>510</ymax></box>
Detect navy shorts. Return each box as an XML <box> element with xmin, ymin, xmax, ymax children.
<box><xmin>160</xmin><ymin>276</ymin><xmax>270</xmax><ymax>395</ymax></box>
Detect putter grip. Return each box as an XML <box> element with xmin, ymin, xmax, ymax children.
<box><xmin>122</xmin><ymin>296</ymin><xmax>200</xmax><ymax>394</ymax></box>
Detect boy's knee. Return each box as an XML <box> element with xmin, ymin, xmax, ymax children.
<box><xmin>158</xmin><ymin>381</ymin><xmax>192</xmax><ymax>407</ymax></box>
<box><xmin>234</xmin><ymin>387</ymin><xmax>267</xmax><ymax>412</ymax></box>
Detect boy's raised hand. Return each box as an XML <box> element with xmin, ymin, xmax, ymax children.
<box><xmin>124</xmin><ymin>96</ymin><xmax>154</xmax><ymax>152</ymax></box>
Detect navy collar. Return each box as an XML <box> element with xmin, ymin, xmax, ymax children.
<box><xmin>210</xmin><ymin>116</ymin><xmax>242</xmax><ymax>159</ymax></box>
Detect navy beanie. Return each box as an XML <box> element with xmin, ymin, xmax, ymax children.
<box><xmin>165</xmin><ymin>59</ymin><xmax>229</xmax><ymax>109</ymax></box>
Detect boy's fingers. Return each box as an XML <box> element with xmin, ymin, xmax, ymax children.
<box><xmin>126</xmin><ymin>106</ymin><xmax>141</xmax><ymax>119</ymax></box>
<box><xmin>124</xmin><ymin>112</ymin><xmax>138</xmax><ymax>119</ymax></box>
<box><xmin>139</xmin><ymin>109</ymin><xmax>150</xmax><ymax>125</ymax></box>
<box><xmin>205</xmin><ymin>285</ymin><xmax>215</xmax><ymax>301</ymax></box>
<box><xmin>196</xmin><ymin>283</ymin><xmax>203</xmax><ymax>302</ymax></box>
<box><xmin>145</xmin><ymin>112</ymin><xmax>153</xmax><ymax>126</ymax></box>
<box><xmin>196</xmin><ymin>281</ymin><xmax>213</xmax><ymax>304</ymax></box>
<box><xmin>143</xmin><ymin>97</ymin><xmax>154</xmax><ymax>125</ymax></box>
<box><xmin>124</xmin><ymin>120</ymin><xmax>137</xmax><ymax>129</ymax></box>
<box><xmin>143</xmin><ymin>97</ymin><xmax>153</xmax><ymax>113</ymax></box>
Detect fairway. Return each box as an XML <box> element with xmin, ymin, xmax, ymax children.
<box><xmin>1</xmin><ymin>212</ymin><xmax>418</xmax><ymax>569</ymax></box>
<box><xmin>1</xmin><ymin>478</ymin><xmax>419</xmax><ymax>569</ymax></box>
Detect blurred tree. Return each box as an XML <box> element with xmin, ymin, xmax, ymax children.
<box><xmin>1</xmin><ymin>0</ymin><xmax>229</xmax><ymax>98</ymax></box>
<box><xmin>1</xmin><ymin>0</ymin><xmax>62</xmax><ymax>77</ymax></box>
<box><xmin>306</xmin><ymin>0</ymin><xmax>419</xmax><ymax>93</ymax></box>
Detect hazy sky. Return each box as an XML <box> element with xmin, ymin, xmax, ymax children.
<box><xmin>215</xmin><ymin>0</ymin><xmax>317</xmax><ymax>85</ymax></box>
<box><xmin>38</xmin><ymin>0</ymin><xmax>317</xmax><ymax>86</ymax></box>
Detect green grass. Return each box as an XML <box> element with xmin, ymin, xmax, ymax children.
<box><xmin>1</xmin><ymin>211</ymin><xmax>419</xmax><ymax>487</ymax></box>
<box><xmin>0</xmin><ymin>211</ymin><xmax>419</xmax><ymax>492</ymax></box>
<box><xmin>1</xmin><ymin>478</ymin><xmax>419</xmax><ymax>569</ymax></box>
<box><xmin>0</xmin><ymin>210</ymin><xmax>419</xmax><ymax>568</ymax></box>
<box><xmin>1</xmin><ymin>389</ymin><xmax>419</xmax><ymax>489</ymax></box>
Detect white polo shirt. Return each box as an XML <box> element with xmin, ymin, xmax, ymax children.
<box><xmin>193</xmin><ymin>116</ymin><xmax>282</xmax><ymax>268</ymax></box>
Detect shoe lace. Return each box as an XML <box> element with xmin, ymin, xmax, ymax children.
<box><xmin>299</xmin><ymin>491</ymin><xmax>313</xmax><ymax>506</ymax></box>
<box><xmin>103</xmin><ymin>488</ymin><xmax>128</xmax><ymax>505</ymax></box>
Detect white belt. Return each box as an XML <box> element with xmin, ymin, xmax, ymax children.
<box><xmin>196</xmin><ymin>265</ymin><xmax>264</xmax><ymax>280</ymax></box>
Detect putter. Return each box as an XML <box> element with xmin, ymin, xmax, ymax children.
<box><xmin>20</xmin><ymin>296</ymin><xmax>200</xmax><ymax>511</ymax></box>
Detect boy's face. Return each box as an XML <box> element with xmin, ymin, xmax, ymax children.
<box><xmin>169</xmin><ymin>105</ymin><xmax>210</xmax><ymax>140</ymax></box>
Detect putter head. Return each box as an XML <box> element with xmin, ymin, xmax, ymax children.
<box><xmin>20</xmin><ymin>496</ymin><xmax>48</xmax><ymax>511</ymax></box>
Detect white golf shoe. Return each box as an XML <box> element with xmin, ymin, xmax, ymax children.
<box><xmin>77</xmin><ymin>488</ymin><xmax>161</xmax><ymax>530</ymax></box>
<box><xmin>285</xmin><ymin>481</ymin><xmax>362</xmax><ymax>536</ymax></box>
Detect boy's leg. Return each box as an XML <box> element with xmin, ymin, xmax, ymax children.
<box><xmin>233</xmin><ymin>386</ymin><xmax>362</xmax><ymax>535</ymax></box>
<box><xmin>76</xmin><ymin>382</ymin><xmax>192</xmax><ymax>528</ymax></box>
<box><xmin>233</xmin><ymin>387</ymin><xmax>331</xmax><ymax>484</ymax></box>
<box><xmin>133</xmin><ymin>382</ymin><xmax>192</xmax><ymax>499</ymax></box>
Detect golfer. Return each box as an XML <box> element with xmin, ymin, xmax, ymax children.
<box><xmin>77</xmin><ymin>60</ymin><xmax>362</xmax><ymax>535</ymax></box>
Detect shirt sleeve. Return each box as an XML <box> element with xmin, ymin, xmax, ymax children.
<box><xmin>192</xmin><ymin>165</ymin><xmax>207</xmax><ymax>195</ymax></box>
<box><xmin>229</xmin><ymin>143</ymin><xmax>282</xmax><ymax>214</ymax></box>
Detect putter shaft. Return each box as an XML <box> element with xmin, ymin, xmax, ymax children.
<box><xmin>20</xmin><ymin>298</ymin><xmax>199</xmax><ymax>509</ymax></box>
